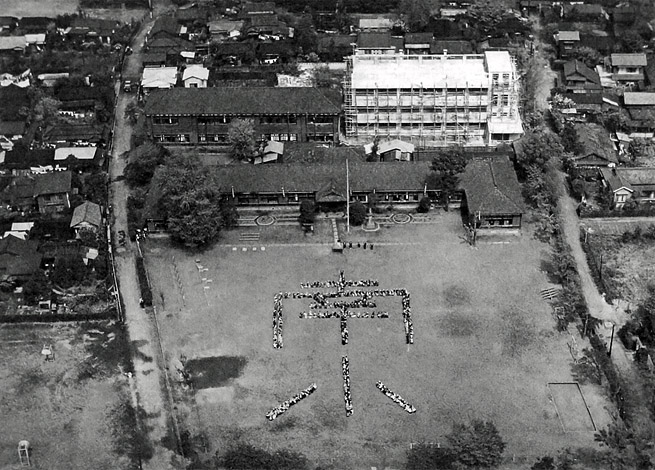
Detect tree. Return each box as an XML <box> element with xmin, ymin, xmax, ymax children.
<box><xmin>51</xmin><ymin>256</ymin><xmax>89</xmax><ymax>289</ymax></box>
<box><xmin>619</xmin><ymin>30</ymin><xmax>646</xmax><ymax>53</ymax></box>
<box><xmin>312</xmin><ymin>65</ymin><xmax>343</xmax><ymax>88</ymax></box>
<box><xmin>400</xmin><ymin>0</ymin><xmax>432</xmax><ymax>32</ymax></box>
<box><xmin>569</xmin><ymin>46</ymin><xmax>602</xmax><ymax>68</ymax></box>
<box><xmin>77</xmin><ymin>227</ymin><xmax>99</xmax><ymax>248</ymax></box>
<box><xmin>406</xmin><ymin>443</ymin><xmax>456</xmax><ymax>469</ymax></box>
<box><xmin>446</xmin><ymin>420</ymin><xmax>506</xmax><ymax>468</ymax></box>
<box><xmin>349</xmin><ymin>200</ymin><xmax>367</xmax><ymax>226</ymax></box>
<box><xmin>367</xmin><ymin>135</ymin><xmax>380</xmax><ymax>162</ymax></box>
<box><xmin>428</xmin><ymin>148</ymin><xmax>468</xmax><ymax>202</ymax></box>
<box><xmin>32</xmin><ymin>95</ymin><xmax>61</xmax><ymax>124</ymax></box>
<box><xmin>123</xmin><ymin>142</ymin><xmax>169</xmax><ymax>187</ymax></box>
<box><xmin>157</xmin><ymin>156</ymin><xmax>232</xmax><ymax>247</ymax></box>
<box><xmin>299</xmin><ymin>200</ymin><xmax>316</xmax><ymax>225</ymax></box>
<box><xmin>417</xmin><ymin>196</ymin><xmax>431</xmax><ymax>213</ymax></box>
<box><xmin>228</xmin><ymin>118</ymin><xmax>257</xmax><ymax>162</ymax></box>
<box><xmin>560</xmin><ymin>124</ymin><xmax>583</xmax><ymax>154</ymax></box>
<box><xmin>294</xmin><ymin>15</ymin><xmax>318</xmax><ymax>54</ymax></box>
<box><xmin>82</xmin><ymin>171</ymin><xmax>108</xmax><ymax>205</ymax></box>
<box><xmin>23</xmin><ymin>271</ymin><xmax>51</xmax><ymax>305</ymax></box>
<box><xmin>514</xmin><ymin>131</ymin><xmax>564</xmax><ymax>176</ymax></box>
<box><xmin>466</xmin><ymin>0</ymin><xmax>509</xmax><ymax>36</ymax></box>
<box><xmin>124</xmin><ymin>101</ymin><xmax>142</xmax><ymax>125</ymax></box>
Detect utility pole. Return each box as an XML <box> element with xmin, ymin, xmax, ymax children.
<box><xmin>608</xmin><ymin>323</ymin><xmax>615</xmax><ymax>357</ymax></box>
<box><xmin>346</xmin><ymin>158</ymin><xmax>350</xmax><ymax>233</ymax></box>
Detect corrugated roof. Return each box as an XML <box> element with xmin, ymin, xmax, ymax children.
<box><xmin>182</xmin><ymin>65</ymin><xmax>209</xmax><ymax>81</ymax></box>
<box><xmin>611</xmin><ymin>53</ymin><xmax>647</xmax><ymax>67</ymax></box>
<box><xmin>556</xmin><ymin>31</ymin><xmax>580</xmax><ymax>41</ymax></box>
<box><xmin>54</xmin><ymin>147</ymin><xmax>99</xmax><ymax>161</ymax></box>
<box><xmin>624</xmin><ymin>92</ymin><xmax>655</xmax><ymax>106</ymax></box>
<box><xmin>144</xmin><ymin>87</ymin><xmax>342</xmax><ymax>116</ymax></box>
<box><xmin>458</xmin><ymin>156</ymin><xmax>524</xmax><ymax>215</ymax></box>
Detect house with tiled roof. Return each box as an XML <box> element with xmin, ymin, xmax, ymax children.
<box><xmin>563</xmin><ymin>3</ymin><xmax>607</xmax><ymax>22</ymax></box>
<box><xmin>599</xmin><ymin>167</ymin><xmax>655</xmax><ymax>209</ymax></box>
<box><xmin>561</xmin><ymin>59</ymin><xmax>601</xmax><ymax>93</ymax></box>
<box><xmin>571</xmin><ymin>123</ymin><xmax>618</xmax><ymax>169</ymax></box>
<box><xmin>3</xmin><ymin>148</ymin><xmax>56</xmax><ymax>174</ymax></box>
<box><xmin>458</xmin><ymin>155</ymin><xmax>524</xmax><ymax>230</ymax></box>
<box><xmin>0</xmin><ymin>234</ymin><xmax>41</xmax><ymax>282</ymax></box>
<box><xmin>623</xmin><ymin>92</ymin><xmax>655</xmax><ymax>138</ymax></box>
<box><xmin>607</xmin><ymin>53</ymin><xmax>647</xmax><ymax>86</ymax></box>
<box><xmin>0</xmin><ymin>17</ymin><xmax>18</xmax><ymax>33</ymax></box>
<box><xmin>33</xmin><ymin>171</ymin><xmax>72</xmax><ymax>214</ymax></box>
<box><xmin>144</xmin><ymin>87</ymin><xmax>342</xmax><ymax>144</ymax></box>
<box><xmin>404</xmin><ymin>33</ymin><xmax>433</xmax><ymax>54</ymax></box>
<box><xmin>42</xmin><ymin>123</ymin><xmax>109</xmax><ymax>145</ymax></box>
<box><xmin>356</xmin><ymin>32</ymin><xmax>403</xmax><ymax>55</ymax></box>
<box><xmin>0</xmin><ymin>36</ymin><xmax>27</xmax><ymax>55</ymax></box>
<box><xmin>429</xmin><ymin>40</ymin><xmax>473</xmax><ymax>55</ymax></box>
<box><xmin>70</xmin><ymin>201</ymin><xmax>102</xmax><ymax>233</ymax></box>
<box><xmin>553</xmin><ymin>31</ymin><xmax>580</xmax><ymax>59</ymax></box>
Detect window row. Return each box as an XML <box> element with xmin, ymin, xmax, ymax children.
<box><xmin>199</xmin><ymin>134</ymin><xmax>229</xmax><ymax>142</ymax></box>
<box><xmin>260</xmin><ymin>133</ymin><xmax>298</xmax><ymax>141</ymax></box>
<box><xmin>155</xmin><ymin>134</ymin><xmax>190</xmax><ymax>143</ymax></box>
<box><xmin>153</xmin><ymin>116</ymin><xmax>179</xmax><ymax>125</ymax></box>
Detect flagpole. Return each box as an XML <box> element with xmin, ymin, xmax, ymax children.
<box><xmin>346</xmin><ymin>158</ymin><xmax>350</xmax><ymax>233</ymax></box>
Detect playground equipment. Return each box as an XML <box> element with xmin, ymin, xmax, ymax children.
<box><xmin>18</xmin><ymin>440</ymin><xmax>30</xmax><ymax>467</ymax></box>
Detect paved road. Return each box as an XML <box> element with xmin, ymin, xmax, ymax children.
<box><xmin>109</xmin><ymin>14</ymin><xmax>180</xmax><ymax>470</ymax></box>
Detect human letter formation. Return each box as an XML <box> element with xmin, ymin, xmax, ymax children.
<box><xmin>343</xmin><ymin>356</ymin><xmax>353</xmax><ymax>416</ymax></box>
<box><xmin>273</xmin><ymin>288</ymin><xmax>414</xmax><ymax>348</ymax></box>
<box><xmin>376</xmin><ymin>381</ymin><xmax>416</xmax><ymax>414</ymax></box>
<box><xmin>266</xmin><ymin>383</ymin><xmax>318</xmax><ymax>421</ymax></box>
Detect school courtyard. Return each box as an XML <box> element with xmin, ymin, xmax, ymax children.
<box><xmin>142</xmin><ymin>213</ymin><xmax>612</xmax><ymax>469</ymax></box>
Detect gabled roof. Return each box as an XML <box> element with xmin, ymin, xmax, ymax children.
<box><xmin>144</xmin><ymin>87</ymin><xmax>342</xmax><ymax>116</ymax></box>
<box><xmin>208</xmin><ymin>19</ymin><xmax>243</xmax><ymax>33</ymax></box>
<box><xmin>0</xmin><ymin>234</ymin><xmax>40</xmax><ymax>279</ymax></box>
<box><xmin>358</xmin><ymin>18</ymin><xmax>394</xmax><ymax>30</ymax></box>
<box><xmin>562</xmin><ymin>93</ymin><xmax>603</xmax><ymax>106</ymax></box>
<box><xmin>3</xmin><ymin>148</ymin><xmax>55</xmax><ymax>169</ymax></box>
<box><xmin>573</xmin><ymin>123</ymin><xmax>618</xmax><ymax>163</ymax></box>
<box><xmin>624</xmin><ymin>92</ymin><xmax>655</xmax><ymax>106</ymax></box>
<box><xmin>563</xmin><ymin>59</ymin><xmax>600</xmax><ymax>84</ymax></box>
<box><xmin>430</xmin><ymin>39</ymin><xmax>473</xmax><ymax>54</ymax></box>
<box><xmin>611</xmin><ymin>53</ymin><xmax>647</xmax><ymax>67</ymax></box>
<box><xmin>43</xmin><ymin>123</ymin><xmax>108</xmax><ymax>143</ymax></box>
<box><xmin>0</xmin><ymin>121</ymin><xmax>26</xmax><ymax>135</ymax></box>
<box><xmin>357</xmin><ymin>32</ymin><xmax>396</xmax><ymax>49</ymax></box>
<box><xmin>599</xmin><ymin>167</ymin><xmax>655</xmax><ymax>193</ymax></box>
<box><xmin>404</xmin><ymin>33</ymin><xmax>433</xmax><ymax>45</ymax></box>
<box><xmin>141</xmin><ymin>67</ymin><xmax>178</xmax><ymax>88</ymax></box>
<box><xmin>55</xmin><ymin>85</ymin><xmax>106</xmax><ymax>103</ymax></box>
<box><xmin>378</xmin><ymin>139</ymin><xmax>415</xmax><ymax>154</ymax></box>
<box><xmin>564</xmin><ymin>4</ymin><xmax>604</xmax><ymax>16</ymax></box>
<box><xmin>33</xmin><ymin>171</ymin><xmax>72</xmax><ymax>196</ymax></box>
<box><xmin>149</xmin><ymin>16</ymin><xmax>180</xmax><ymax>38</ymax></box>
<box><xmin>70</xmin><ymin>201</ymin><xmax>102</xmax><ymax>229</ymax></box>
<box><xmin>240</xmin><ymin>1</ymin><xmax>276</xmax><ymax>16</ymax></box>
<box><xmin>0</xmin><ymin>17</ymin><xmax>18</xmax><ymax>27</ymax></box>
<box><xmin>0</xmin><ymin>84</ymin><xmax>29</xmax><ymax>121</ymax></box>
<box><xmin>182</xmin><ymin>65</ymin><xmax>209</xmax><ymax>81</ymax></box>
<box><xmin>458</xmin><ymin>156</ymin><xmax>524</xmax><ymax>216</ymax></box>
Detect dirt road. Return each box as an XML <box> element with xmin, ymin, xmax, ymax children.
<box><xmin>109</xmin><ymin>14</ymin><xmax>180</xmax><ymax>470</ymax></box>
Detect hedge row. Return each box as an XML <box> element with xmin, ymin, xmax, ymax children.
<box><xmin>135</xmin><ymin>256</ymin><xmax>153</xmax><ymax>307</ymax></box>
<box><xmin>0</xmin><ymin>309</ymin><xmax>115</xmax><ymax>324</ymax></box>
<box><xmin>580</xmin><ymin>206</ymin><xmax>655</xmax><ymax>218</ymax></box>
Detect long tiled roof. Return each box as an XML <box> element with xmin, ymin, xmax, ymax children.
<box><xmin>213</xmin><ymin>162</ymin><xmax>431</xmax><ymax>195</ymax></box>
<box><xmin>563</xmin><ymin>59</ymin><xmax>600</xmax><ymax>85</ymax></box>
<box><xmin>458</xmin><ymin>156</ymin><xmax>524</xmax><ymax>215</ymax></box>
<box><xmin>144</xmin><ymin>87</ymin><xmax>342</xmax><ymax>116</ymax></box>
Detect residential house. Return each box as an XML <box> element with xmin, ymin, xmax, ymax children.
<box><xmin>146</xmin><ymin>36</ymin><xmax>195</xmax><ymax>64</ymax></box>
<box><xmin>17</xmin><ymin>17</ymin><xmax>54</xmax><ymax>34</ymax></box>
<box><xmin>70</xmin><ymin>201</ymin><xmax>102</xmax><ymax>233</ymax></box>
<box><xmin>213</xmin><ymin>162</ymin><xmax>436</xmax><ymax>209</ymax></box>
<box><xmin>148</xmin><ymin>16</ymin><xmax>182</xmax><ymax>41</ymax></box>
<box><xmin>212</xmin><ymin>41</ymin><xmax>257</xmax><ymax>65</ymax></box>
<box><xmin>599</xmin><ymin>167</ymin><xmax>655</xmax><ymax>209</ymax></box>
<box><xmin>563</xmin><ymin>4</ymin><xmax>607</xmax><ymax>23</ymax></box>
<box><xmin>3</xmin><ymin>148</ymin><xmax>56</xmax><ymax>175</ymax></box>
<box><xmin>429</xmin><ymin>40</ymin><xmax>473</xmax><ymax>55</ymax></box>
<box><xmin>607</xmin><ymin>53</ymin><xmax>647</xmax><ymax>87</ymax></box>
<box><xmin>243</xmin><ymin>14</ymin><xmax>289</xmax><ymax>39</ymax></box>
<box><xmin>239</xmin><ymin>2</ymin><xmax>276</xmax><ymax>18</ymax></box>
<box><xmin>0</xmin><ymin>175</ymin><xmax>36</xmax><ymax>212</ymax></box>
<box><xmin>208</xmin><ymin>19</ymin><xmax>243</xmax><ymax>40</ymax></box>
<box><xmin>404</xmin><ymin>33</ymin><xmax>433</xmax><ymax>55</ymax></box>
<box><xmin>459</xmin><ymin>155</ymin><xmax>524</xmax><ymax>230</ymax></box>
<box><xmin>174</xmin><ymin>5</ymin><xmax>209</xmax><ymax>26</ymax></box>
<box><xmin>55</xmin><ymin>85</ymin><xmax>109</xmax><ymax>119</ymax></box>
<box><xmin>579</xmin><ymin>31</ymin><xmax>613</xmax><ymax>55</ymax></box>
<box><xmin>561</xmin><ymin>59</ymin><xmax>601</xmax><ymax>93</ymax></box>
<box><xmin>0</xmin><ymin>234</ymin><xmax>41</xmax><ymax>283</ymax></box>
<box><xmin>37</xmin><ymin>72</ymin><xmax>70</xmax><ymax>87</ymax></box>
<box><xmin>0</xmin><ymin>69</ymin><xmax>31</xmax><ymax>88</ymax></box>
<box><xmin>142</xmin><ymin>52</ymin><xmax>167</xmax><ymax>68</ymax></box>
<box><xmin>0</xmin><ymin>121</ymin><xmax>26</xmax><ymax>151</ymax></box>
<box><xmin>355</xmin><ymin>32</ymin><xmax>403</xmax><ymax>55</ymax></box>
<box><xmin>141</xmin><ymin>67</ymin><xmax>178</xmax><ymax>92</ymax></box>
<box><xmin>553</xmin><ymin>31</ymin><xmax>580</xmax><ymax>59</ymax></box>
<box><xmin>42</xmin><ymin>123</ymin><xmax>109</xmax><ymax>146</ymax></box>
<box><xmin>623</xmin><ymin>92</ymin><xmax>655</xmax><ymax>138</ymax></box>
<box><xmin>358</xmin><ymin>18</ymin><xmax>394</xmax><ymax>31</ymax></box>
<box><xmin>182</xmin><ymin>65</ymin><xmax>209</xmax><ymax>88</ymax></box>
<box><xmin>144</xmin><ymin>87</ymin><xmax>342</xmax><ymax>144</ymax></box>
<box><xmin>560</xmin><ymin>93</ymin><xmax>603</xmax><ymax>119</ymax></box>
<box><xmin>5</xmin><ymin>221</ymin><xmax>35</xmax><ymax>240</ymax></box>
<box><xmin>571</xmin><ymin>123</ymin><xmax>618</xmax><ymax>169</ymax></box>
<box><xmin>67</xmin><ymin>17</ymin><xmax>119</xmax><ymax>44</ymax></box>
<box><xmin>0</xmin><ymin>17</ymin><xmax>18</xmax><ymax>33</ymax></box>
<box><xmin>0</xmin><ymin>36</ymin><xmax>27</xmax><ymax>56</ymax></box>
<box><xmin>53</xmin><ymin>146</ymin><xmax>104</xmax><ymax>169</ymax></box>
<box><xmin>33</xmin><ymin>170</ymin><xmax>72</xmax><ymax>214</ymax></box>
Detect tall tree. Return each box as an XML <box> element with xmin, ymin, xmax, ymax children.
<box><xmin>400</xmin><ymin>0</ymin><xmax>432</xmax><ymax>32</ymax></box>
<box><xmin>428</xmin><ymin>147</ymin><xmax>468</xmax><ymax>195</ymax></box>
<box><xmin>514</xmin><ymin>130</ymin><xmax>564</xmax><ymax>175</ymax></box>
<box><xmin>228</xmin><ymin>118</ymin><xmax>257</xmax><ymax>162</ymax></box>
<box><xmin>446</xmin><ymin>420</ymin><xmax>506</xmax><ymax>468</ymax></box>
<box><xmin>123</xmin><ymin>142</ymin><xmax>169</xmax><ymax>187</ymax></box>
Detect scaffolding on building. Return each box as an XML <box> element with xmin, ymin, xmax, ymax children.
<box><xmin>344</xmin><ymin>53</ymin><xmax>521</xmax><ymax>147</ymax></box>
